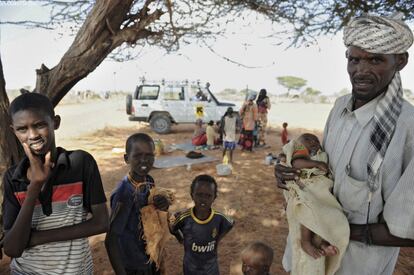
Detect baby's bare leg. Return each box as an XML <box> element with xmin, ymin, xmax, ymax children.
<box><xmin>300</xmin><ymin>225</ymin><xmax>324</xmax><ymax>259</ymax></box>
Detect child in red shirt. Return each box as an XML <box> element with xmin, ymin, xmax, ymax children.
<box><xmin>281</xmin><ymin>122</ymin><xmax>289</xmax><ymax>145</ymax></box>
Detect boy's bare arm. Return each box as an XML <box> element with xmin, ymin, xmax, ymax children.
<box><xmin>169</xmin><ymin>211</ymin><xmax>184</xmax><ymax>244</ymax></box>
<box><xmin>3</xmin><ymin>147</ymin><xmax>52</xmax><ymax>258</ymax></box>
<box><xmin>3</xmin><ymin>190</ymin><xmax>41</xmax><ymax>257</ymax></box>
<box><xmin>105</xmin><ymin>202</ymin><xmax>127</xmax><ymax>275</ymax></box>
<box><xmin>29</xmin><ymin>203</ymin><xmax>108</xmax><ymax>247</ymax></box>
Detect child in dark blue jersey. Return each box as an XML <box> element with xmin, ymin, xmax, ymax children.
<box><xmin>170</xmin><ymin>174</ymin><xmax>234</xmax><ymax>275</ymax></box>
<box><xmin>105</xmin><ymin>133</ymin><xmax>170</xmax><ymax>275</ymax></box>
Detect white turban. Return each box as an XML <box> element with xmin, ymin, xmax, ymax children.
<box><xmin>343</xmin><ymin>13</ymin><xmax>413</xmax><ymax>54</ymax></box>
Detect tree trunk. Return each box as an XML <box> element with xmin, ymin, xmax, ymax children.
<box><xmin>1</xmin><ymin>0</ymin><xmax>164</xmax><ymax>172</ymax></box>
<box><xmin>35</xmin><ymin>0</ymin><xmax>162</xmax><ymax>106</ymax></box>
<box><xmin>0</xmin><ymin>53</ymin><xmax>24</xmax><ymax>175</ymax></box>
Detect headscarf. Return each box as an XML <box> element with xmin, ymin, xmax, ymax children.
<box><xmin>343</xmin><ymin>13</ymin><xmax>413</xmax><ymax>54</ymax></box>
<box><xmin>343</xmin><ymin>13</ymin><xmax>413</xmax><ymax>193</ymax></box>
<box><xmin>256</xmin><ymin>89</ymin><xmax>267</xmax><ymax>105</ymax></box>
<box><xmin>247</xmin><ymin>94</ymin><xmax>256</xmax><ymax>101</ymax></box>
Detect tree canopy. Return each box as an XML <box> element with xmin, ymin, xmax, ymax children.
<box><xmin>303</xmin><ymin>87</ymin><xmax>321</xmax><ymax>97</ymax></box>
<box><xmin>277</xmin><ymin>76</ymin><xmax>307</xmax><ymax>93</ymax></box>
<box><xmin>1</xmin><ymin>0</ymin><xmax>414</xmax><ymax>168</ymax></box>
<box><xmin>4</xmin><ymin>0</ymin><xmax>413</xmax><ymax>48</ymax></box>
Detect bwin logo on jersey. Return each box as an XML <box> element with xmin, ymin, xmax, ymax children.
<box><xmin>192</xmin><ymin>241</ymin><xmax>216</xmax><ymax>253</ymax></box>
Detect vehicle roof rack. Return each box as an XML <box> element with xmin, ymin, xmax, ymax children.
<box><xmin>138</xmin><ymin>77</ymin><xmax>209</xmax><ymax>87</ymax></box>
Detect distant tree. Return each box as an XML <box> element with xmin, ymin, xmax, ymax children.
<box><xmin>239</xmin><ymin>88</ymin><xmax>258</xmax><ymax>99</ymax></box>
<box><xmin>276</xmin><ymin>76</ymin><xmax>307</xmax><ymax>95</ymax></box>
<box><xmin>337</xmin><ymin>88</ymin><xmax>351</xmax><ymax>97</ymax></box>
<box><xmin>404</xmin><ymin>88</ymin><xmax>413</xmax><ymax>98</ymax></box>
<box><xmin>219</xmin><ymin>88</ymin><xmax>238</xmax><ymax>95</ymax></box>
<box><xmin>319</xmin><ymin>95</ymin><xmax>329</xmax><ymax>104</ymax></box>
<box><xmin>303</xmin><ymin>87</ymin><xmax>321</xmax><ymax>97</ymax></box>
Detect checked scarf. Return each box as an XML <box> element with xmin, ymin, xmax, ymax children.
<box><xmin>351</xmin><ymin>72</ymin><xmax>403</xmax><ymax>192</ymax></box>
<box><xmin>343</xmin><ymin>13</ymin><xmax>412</xmax><ymax>192</ymax></box>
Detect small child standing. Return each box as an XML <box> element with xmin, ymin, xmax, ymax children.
<box><xmin>241</xmin><ymin>242</ymin><xmax>274</xmax><ymax>275</ymax></box>
<box><xmin>170</xmin><ymin>175</ymin><xmax>234</xmax><ymax>275</ymax></box>
<box><xmin>206</xmin><ymin>120</ymin><xmax>217</xmax><ymax>149</ymax></box>
<box><xmin>221</xmin><ymin>107</ymin><xmax>238</xmax><ymax>163</ymax></box>
<box><xmin>281</xmin><ymin>122</ymin><xmax>289</xmax><ymax>145</ymax></box>
<box><xmin>105</xmin><ymin>133</ymin><xmax>170</xmax><ymax>275</ymax></box>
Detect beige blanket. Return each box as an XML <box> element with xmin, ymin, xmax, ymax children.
<box><xmin>283</xmin><ymin>141</ymin><xmax>349</xmax><ymax>275</ymax></box>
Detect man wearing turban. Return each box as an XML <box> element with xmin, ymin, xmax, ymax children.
<box><xmin>276</xmin><ymin>13</ymin><xmax>414</xmax><ymax>274</ymax></box>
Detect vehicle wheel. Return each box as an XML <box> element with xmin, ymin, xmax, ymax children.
<box><xmin>126</xmin><ymin>94</ymin><xmax>132</xmax><ymax>115</ymax></box>
<box><xmin>150</xmin><ymin>114</ymin><xmax>171</xmax><ymax>134</ymax></box>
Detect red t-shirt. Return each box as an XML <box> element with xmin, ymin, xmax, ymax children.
<box><xmin>281</xmin><ymin>129</ymin><xmax>288</xmax><ymax>145</ymax></box>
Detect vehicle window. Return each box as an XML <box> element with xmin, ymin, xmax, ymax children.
<box><xmin>189</xmin><ymin>85</ymin><xmax>208</xmax><ymax>101</ymax></box>
<box><xmin>138</xmin><ymin>85</ymin><xmax>159</xmax><ymax>100</ymax></box>
<box><xmin>164</xmin><ymin>86</ymin><xmax>184</xmax><ymax>101</ymax></box>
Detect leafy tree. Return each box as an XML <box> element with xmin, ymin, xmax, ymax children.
<box><xmin>303</xmin><ymin>87</ymin><xmax>321</xmax><ymax>97</ymax></box>
<box><xmin>404</xmin><ymin>88</ymin><xmax>413</xmax><ymax>98</ymax></box>
<box><xmin>336</xmin><ymin>88</ymin><xmax>351</xmax><ymax>97</ymax></box>
<box><xmin>219</xmin><ymin>88</ymin><xmax>238</xmax><ymax>95</ymax></box>
<box><xmin>276</xmin><ymin>76</ymin><xmax>307</xmax><ymax>94</ymax></box>
<box><xmin>4</xmin><ymin>1</ymin><xmax>413</xmax><ymax>48</ymax></box>
<box><xmin>1</xmin><ymin>0</ymin><xmax>414</xmax><ymax>167</ymax></box>
<box><xmin>239</xmin><ymin>88</ymin><xmax>258</xmax><ymax>96</ymax></box>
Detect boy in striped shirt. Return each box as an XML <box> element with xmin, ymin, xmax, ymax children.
<box><xmin>2</xmin><ymin>93</ymin><xmax>109</xmax><ymax>275</ymax></box>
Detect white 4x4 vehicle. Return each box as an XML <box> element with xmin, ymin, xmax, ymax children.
<box><xmin>126</xmin><ymin>80</ymin><xmax>238</xmax><ymax>134</ymax></box>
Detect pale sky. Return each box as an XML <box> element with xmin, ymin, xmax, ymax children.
<box><xmin>1</xmin><ymin>2</ymin><xmax>414</xmax><ymax>95</ymax></box>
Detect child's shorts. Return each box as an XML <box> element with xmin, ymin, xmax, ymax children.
<box><xmin>224</xmin><ymin>141</ymin><xmax>236</xmax><ymax>150</ymax></box>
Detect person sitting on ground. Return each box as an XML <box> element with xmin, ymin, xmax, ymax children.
<box><xmin>105</xmin><ymin>133</ymin><xmax>171</xmax><ymax>275</ymax></box>
<box><xmin>282</xmin><ymin>133</ymin><xmax>349</xmax><ymax>275</ymax></box>
<box><xmin>241</xmin><ymin>241</ymin><xmax>274</xmax><ymax>275</ymax></box>
<box><xmin>2</xmin><ymin>93</ymin><xmax>109</xmax><ymax>274</ymax></box>
<box><xmin>192</xmin><ymin>119</ymin><xmax>207</xmax><ymax>146</ymax></box>
<box><xmin>281</xmin><ymin>122</ymin><xmax>289</xmax><ymax>145</ymax></box>
<box><xmin>170</xmin><ymin>175</ymin><xmax>234</xmax><ymax>275</ymax></box>
<box><xmin>206</xmin><ymin>120</ymin><xmax>218</xmax><ymax>149</ymax></box>
<box><xmin>222</xmin><ymin>107</ymin><xmax>239</xmax><ymax>164</ymax></box>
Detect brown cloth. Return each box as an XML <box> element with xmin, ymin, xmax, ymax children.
<box><xmin>140</xmin><ymin>187</ymin><xmax>175</xmax><ymax>273</ymax></box>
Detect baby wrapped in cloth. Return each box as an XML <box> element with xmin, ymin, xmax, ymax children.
<box><xmin>282</xmin><ymin>138</ymin><xmax>349</xmax><ymax>275</ymax></box>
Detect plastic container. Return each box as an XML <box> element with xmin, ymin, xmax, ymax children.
<box><xmin>265</xmin><ymin>153</ymin><xmax>273</xmax><ymax>165</ymax></box>
<box><xmin>216</xmin><ymin>163</ymin><xmax>232</xmax><ymax>176</ymax></box>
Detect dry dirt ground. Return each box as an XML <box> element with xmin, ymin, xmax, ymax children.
<box><xmin>1</xmin><ymin>123</ymin><xmax>413</xmax><ymax>275</ymax></box>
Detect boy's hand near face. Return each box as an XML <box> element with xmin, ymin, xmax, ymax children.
<box><xmin>23</xmin><ymin>143</ymin><xmax>54</xmax><ymax>194</ymax></box>
<box><xmin>153</xmin><ymin>195</ymin><xmax>169</xmax><ymax>211</ymax></box>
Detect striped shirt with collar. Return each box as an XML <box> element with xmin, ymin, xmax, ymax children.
<box><xmin>2</xmin><ymin>148</ymin><xmax>107</xmax><ymax>275</ymax></box>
